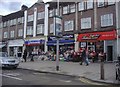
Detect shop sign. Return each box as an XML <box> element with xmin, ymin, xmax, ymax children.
<box><xmin>77</xmin><ymin>30</ymin><xmax>116</xmax><ymax>41</ymax></box>
<box><xmin>25</xmin><ymin>40</ymin><xmax>45</xmax><ymax>46</ymax></box>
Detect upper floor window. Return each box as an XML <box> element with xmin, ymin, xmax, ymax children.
<box><xmin>18</xmin><ymin>29</ymin><xmax>23</xmax><ymax>37</ymax></box>
<box><xmin>78</xmin><ymin>1</ymin><xmax>85</xmax><ymax>11</ymax></box>
<box><xmin>98</xmin><ymin>0</ymin><xmax>104</xmax><ymax>7</ymax></box>
<box><xmin>108</xmin><ymin>0</ymin><xmax>115</xmax><ymax>5</ymax></box>
<box><xmin>13</xmin><ymin>19</ymin><xmax>16</xmax><ymax>25</ymax></box>
<box><xmin>101</xmin><ymin>13</ymin><xmax>113</xmax><ymax>27</ymax></box>
<box><xmin>27</xmin><ymin>15</ymin><xmax>33</xmax><ymax>22</ymax></box>
<box><xmin>81</xmin><ymin>17</ymin><xmax>91</xmax><ymax>29</ymax></box>
<box><xmin>63</xmin><ymin>6</ymin><xmax>69</xmax><ymax>14</ymax></box>
<box><xmin>4</xmin><ymin>32</ymin><xmax>8</xmax><ymax>38</ymax></box>
<box><xmin>49</xmin><ymin>9</ymin><xmax>54</xmax><ymax>17</ymax></box>
<box><xmin>70</xmin><ymin>4</ymin><xmax>75</xmax><ymax>13</ymax></box>
<box><xmin>50</xmin><ymin>24</ymin><xmax>54</xmax><ymax>33</ymax></box>
<box><xmin>87</xmin><ymin>0</ymin><xmax>93</xmax><ymax>9</ymax></box>
<box><xmin>27</xmin><ymin>26</ymin><xmax>33</xmax><ymax>35</ymax></box>
<box><xmin>18</xmin><ymin>17</ymin><xmax>24</xmax><ymax>24</ymax></box>
<box><xmin>37</xmin><ymin>24</ymin><xmax>44</xmax><ymax>34</ymax></box>
<box><xmin>64</xmin><ymin>20</ymin><xmax>74</xmax><ymax>31</ymax></box>
<box><xmin>3</xmin><ymin>22</ymin><xmax>7</xmax><ymax>27</ymax></box>
<box><xmin>38</xmin><ymin>11</ymin><xmax>45</xmax><ymax>20</ymax></box>
<box><xmin>10</xmin><ymin>31</ymin><xmax>15</xmax><ymax>38</ymax></box>
<box><xmin>0</xmin><ymin>22</ymin><xmax>3</xmax><ymax>28</ymax></box>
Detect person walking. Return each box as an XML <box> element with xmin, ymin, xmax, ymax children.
<box><xmin>23</xmin><ymin>49</ymin><xmax>27</xmax><ymax>62</ymax></box>
<box><xmin>80</xmin><ymin>47</ymin><xmax>89</xmax><ymax>66</ymax></box>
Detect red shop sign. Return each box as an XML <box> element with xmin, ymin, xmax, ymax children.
<box><xmin>77</xmin><ymin>30</ymin><xmax>117</xmax><ymax>42</ymax></box>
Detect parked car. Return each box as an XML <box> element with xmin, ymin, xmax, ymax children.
<box><xmin>0</xmin><ymin>52</ymin><xmax>20</xmax><ymax>69</ymax></box>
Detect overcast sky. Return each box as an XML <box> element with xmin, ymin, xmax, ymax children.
<box><xmin>0</xmin><ymin>0</ymin><xmax>38</xmax><ymax>16</ymax></box>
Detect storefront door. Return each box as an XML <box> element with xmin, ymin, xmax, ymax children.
<box><xmin>107</xmin><ymin>46</ymin><xmax>113</xmax><ymax>61</ymax></box>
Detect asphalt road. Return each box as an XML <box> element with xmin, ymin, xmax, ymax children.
<box><xmin>1</xmin><ymin>68</ymin><xmax>86</xmax><ymax>86</ymax></box>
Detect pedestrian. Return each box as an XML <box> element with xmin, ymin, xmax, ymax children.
<box><xmin>80</xmin><ymin>47</ymin><xmax>89</xmax><ymax>66</ymax></box>
<box><xmin>23</xmin><ymin>49</ymin><xmax>27</xmax><ymax>62</ymax></box>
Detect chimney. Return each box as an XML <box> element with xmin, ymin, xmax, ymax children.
<box><xmin>21</xmin><ymin>5</ymin><xmax>28</xmax><ymax>11</ymax></box>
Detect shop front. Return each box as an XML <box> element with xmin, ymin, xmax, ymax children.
<box><xmin>47</xmin><ymin>34</ymin><xmax>75</xmax><ymax>53</ymax></box>
<box><xmin>8</xmin><ymin>39</ymin><xmax>24</xmax><ymax>57</ymax></box>
<box><xmin>25</xmin><ymin>39</ymin><xmax>45</xmax><ymax>54</ymax></box>
<box><xmin>77</xmin><ymin>30</ymin><xmax>117</xmax><ymax>61</ymax></box>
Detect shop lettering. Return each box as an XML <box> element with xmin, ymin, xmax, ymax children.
<box><xmin>82</xmin><ymin>34</ymin><xmax>100</xmax><ymax>40</ymax></box>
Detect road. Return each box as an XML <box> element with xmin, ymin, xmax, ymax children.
<box><xmin>1</xmin><ymin>68</ymin><xmax>86</xmax><ymax>86</ymax></box>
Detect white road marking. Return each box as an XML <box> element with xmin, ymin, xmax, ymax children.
<box><xmin>0</xmin><ymin>74</ymin><xmax>22</xmax><ymax>80</ymax></box>
<box><xmin>59</xmin><ymin>80</ymin><xmax>72</xmax><ymax>83</ymax></box>
<box><xmin>6</xmin><ymin>73</ymin><xmax>20</xmax><ymax>76</ymax></box>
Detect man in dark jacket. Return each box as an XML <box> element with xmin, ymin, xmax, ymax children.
<box><xmin>23</xmin><ymin>49</ymin><xmax>27</xmax><ymax>62</ymax></box>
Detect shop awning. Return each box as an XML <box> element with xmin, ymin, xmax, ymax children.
<box><xmin>8</xmin><ymin>39</ymin><xmax>24</xmax><ymax>47</ymax></box>
<box><xmin>77</xmin><ymin>30</ymin><xmax>117</xmax><ymax>42</ymax></box>
<box><xmin>47</xmin><ymin>40</ymin><xmax>75</xmax><ymax>46</ymax></box>
<box><xmin>0</xmin><ymin>44</ymin><xmax>6</xmax><ymax>48</ymax></box>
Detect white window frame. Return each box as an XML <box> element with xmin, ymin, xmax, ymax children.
<box><xmin>27</xmin><ymin>15</ymin><xmax>34</xmax><ymax>22</ymax></box>
<box><xmin>98</xmin><ymin>0</ymin><xmax>104</xmax><ymax>7</ymax></box>
<box><xmin>37</xmin><ymin>24</ymin><xmax>44</xmax><ymax>34</ymax></box>
<box><xmin>63</xmin><ymin>6</ymin><xmax>69</xmax><ymax>14</ymax></box>
<box><xmin>38</xmin><ymin>11</ymin><xmax>45</xmax><ymax>20</ymax></box>
<box><xmin>10</xmin><ymin>31</ymin><xmax>15</xmax><ymax>38</ymax></box>
<box><xmin>101</xmin><ymin>13</ymin><xmax>113</xmax><ymax>27</ymax></box>
<box><xmin>27</xmin><ymin>26</ymin><xmax>33</xmax><ymax>35</ymax></box>
<box><xmin>0</xmin><ymin>22</ymin><xmax>3</xmax><ymax>28</ymax></box>
<box><xmin>87</xmin><ymin>0</ymin><xmax>93</xmax><ymax>9</ymax></box>
<box><xmin>18</xmin><ymin>29</ymin><xmax>23</xmax><ymax>37</ymax></box>
<box><xmin>49</xmin><ymin>9</ymin><xmax>54</xmax><ymax>17</ymax></box>
<box><xmin>81</xmin><ymin>17</ymin><xmax>91</xmax><ymax>29</ymax></box>
<box><xmin>108</xmin><ymin>0</ymin><xmax>115</xmax><ymax>5</ymax></box>
<box><xmin>78</xmin><ymin>1</ymin><xmax>84</xmax><ymax>11</ymax></box>
<box><xmin>50</xmin><ymin>24</ymin><xmax>54</xmax><ymax>33</ymax></box>
<box><xmin>64</xmin><ymin>20</ymin><xmax>74</xmax><ymax>31</ymax></box>
<box><xmin>70</xmin><ymin>4</ymin><xmax>75</xmax><ymax>13</ymax></box>
<box><xmin>4</xmin><ymin>32</ymin><xmax>8</xmax><ymax>38</ymax></box>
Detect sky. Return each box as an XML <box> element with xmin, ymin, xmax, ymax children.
<box><xmin>0</xmin><ymin>0</ymin><xmax>38</xmax><ymax>16</ymax></box>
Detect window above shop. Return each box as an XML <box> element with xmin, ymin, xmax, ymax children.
<box><xmin>107</xmin><ymin>0</ymin><xmax>115</xmax><ymax>5</ymax></box>
<box><xmin>49</xmin><ymin>9</ymin><xmax>54</xmax><ymax>17</ymax></box>
<box><xmin>63</xmin><ymin>5</ymin><xmax>69</xmax><ymax>14</ymax></box>
<box><xmin>18</xmin><ymin>29</ymin><xmax>23</xmax><ymax>37</ymax></box>
<box><xmin>27</xmin><ymin>15</ymin><xmax>33</xmax><ymax>22</ymax></box>
<box><xmin>37</xmin><ymin>24</ymin><xmax>44</xmax><ymax>34</ymax></box>
<box><xmin>0</xmin><ymin>22</ymin><xmax>3</xmax><ymax>29</ymax></box>
<box><xmin>38</xmin><ymin>11</ymin><xmax>45</xmax><ymax>20</ymax></box>
<box><xmin>27</xmin><ymin>26</ymin><xmax>33</xmax><ymax>35</ymax></box>
<box><xmin>101</xmin><ymin>13</ymin><xmax>113</xmax><ymax>27</ymax></box>
<box><xmin>10</xmin><ymin>30</ymin><xmax>15</xmax><ymax>38</ymax></box>
<box><xmin>87</xmin><ymin>0</ymin><xmax>93</xmax><ymax>9</ymax></box>
<box><xmin>81</xmin><ymin>17</ymin><xmax>91</xmax><ymax>29</ymax></box>
<box><xmin>50</xmin><ymin>23</ymin><xmax>54</xmax><ymax>33</ymax></box>
<box><xmin>64</xmin><ymin>20</ymin><xmax>74</xmax><ymax>31</ymax></box>
<box><xmin>18</xmin><ymin>17</ymin><xmax>24</xmax><ymax>24</ymax></box>
<box><xmin>70</xmin><ymin>4</ymin><xmax>75</xmax><ymax>13</ymax></box>
<box><xmin>78</xmin><ymin>1</ymin><xmax>85</xmax><ymax>11</ymax></box>
<box><xmin>97</xmin><ymin>0</ymin><xmax>105</xmax><ymax>7</ymax></box>
<box><xmin>4</xmin><ymin>32</ymin><xmax>8</xmax><ymax>38</ymax></box>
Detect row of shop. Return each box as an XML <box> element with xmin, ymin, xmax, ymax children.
<box><xmin>0</xmin><ymin>30</ymin><xmax>119</xmax><ymax>61</ymax></box>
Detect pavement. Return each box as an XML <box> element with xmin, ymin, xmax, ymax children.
<box><xmin>18</xmin><ymin>59</ymin><xmax>120</xmax><ymax>85</ymax></box>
